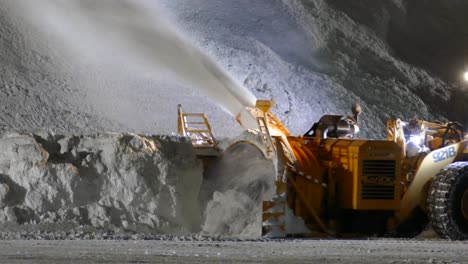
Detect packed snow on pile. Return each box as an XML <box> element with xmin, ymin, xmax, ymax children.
<box><xmin>0</xmin><ymin>132</ymin><xmax>204</xmax><ymax>234</ymax></box>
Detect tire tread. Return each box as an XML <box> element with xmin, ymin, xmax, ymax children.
<box><xmin>428</xmin><ymin>162</ymin><xmax>468</xmax><ymax>240</ymax></box>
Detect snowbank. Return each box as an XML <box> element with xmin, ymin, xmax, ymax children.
<box><xmin>0</xmin><ymin>132</ymin><xmax>203</xmax><ymax>234</ymax></box>
<box><xmin>0</xmin><ymin>131</ymin><xmax>276</xmax><ymax>237</ymax></box>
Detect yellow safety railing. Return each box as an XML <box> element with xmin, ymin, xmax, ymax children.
<box><xmin>178</xmin><ymin>104</ymin><xmax>218</xmax><ymax>151</ymax></box>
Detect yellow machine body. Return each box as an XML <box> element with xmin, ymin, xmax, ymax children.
<box><xmin>274</xmin><ymin>136</ymin><xmax>402</xmax><ymax>234</ymax></box>
<box><xmin>180</xmin><ymin>100</ymin><xmax>468</xmax><ymax>238</ymax></box>
<box><xmin>335</xmin><ymin>140</ymin><xmax>399</xmax><ymax>210</ymax></box>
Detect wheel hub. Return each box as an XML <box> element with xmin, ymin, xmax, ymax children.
<box><xmin>461</xmin><ymin>189</ymin><xmax>468</xmax><ymax>221</ymax></box>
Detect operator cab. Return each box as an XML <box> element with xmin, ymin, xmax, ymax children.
<box><xmin>403</xmin><ymin>119</ymin><xmax>464</xmax><ymax>157</ymax></box>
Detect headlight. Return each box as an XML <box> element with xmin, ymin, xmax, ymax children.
<box><xmin>409</xmin><ymin>135</ymin><xmax>422</xmax><ymax>145</ymax></box>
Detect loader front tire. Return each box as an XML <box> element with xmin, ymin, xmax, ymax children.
<box><xmin>428</xmin><ymin>162</ymin><xmax>468</xmax><ymax>240</ymax></box>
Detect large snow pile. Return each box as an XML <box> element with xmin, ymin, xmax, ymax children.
<box><xmin>0</xmin><ymin>2</ymin><xmax>121</xmax><ymax>134</ymax></box>
<box><xmin>0</xmin><ymin>132</ymin><xmax>203</xmax><ymax>234</ymax></box>
<box><xmin>163</xmin><ymin>0</ymin><xmax>468</xmax><ymax>137</ymax></box>
<box><xmin>2</xmin><ymin>1</ymin><xmax>468</xmax><ymax>138</ymax></box>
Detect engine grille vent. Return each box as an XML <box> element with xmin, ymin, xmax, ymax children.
<box><xmin>361</xmin><ymin>160</ymin><xmax>396</xmax><ymax>200</ymax></box>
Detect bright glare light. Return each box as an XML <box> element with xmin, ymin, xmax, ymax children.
<box><xmin>409</xmin><ymin>135</ymin><xmax>422</xmax><ymax>145</ymax></box>
<box><xmin>464</xmin><ymin>71</ymin><xmax>468</xmax><ymax>82</ymax></box>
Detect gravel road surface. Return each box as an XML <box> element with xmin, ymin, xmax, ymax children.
<box><xmin>0</xmin><ymin>239</ymin><xmax>466</xmax><ymax>263</ymax></box>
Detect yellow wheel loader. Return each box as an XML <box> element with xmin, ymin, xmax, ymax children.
<box><xmin>178</xmin><ymin>100</ymin><xmax>468</xmax><ymax>239</ymax></box>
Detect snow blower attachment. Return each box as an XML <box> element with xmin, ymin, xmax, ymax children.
<box><xmin>179</xmin><ymin>100</ymin><xmax>468</xmax><ymax>240</ymax></box>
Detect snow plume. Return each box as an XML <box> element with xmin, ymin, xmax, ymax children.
<box><xmin>11</xmin><ymin>0</ymin><xmax>256</xmax><ymax>117</ymax></box>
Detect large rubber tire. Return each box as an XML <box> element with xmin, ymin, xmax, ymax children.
<box><xmin>428</xmin><ymin>162</ymin><xmax>468</xmax><ymax>240</ymax></box>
